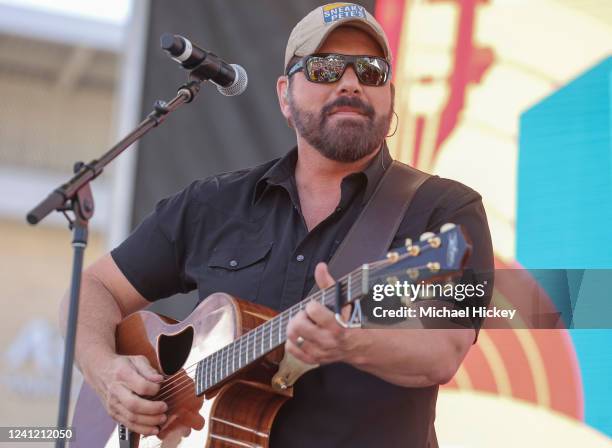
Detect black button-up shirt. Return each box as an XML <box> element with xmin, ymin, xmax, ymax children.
<box><xmin>112</xmin><ymin>143</ymin><xmax>493</xmax><ymax>447</ymax></box>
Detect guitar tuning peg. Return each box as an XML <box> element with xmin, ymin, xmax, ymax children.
<box><xmin>386</xmin><ymin>276</ymin><xmax>399</xmax><ymax>285</ymax></box>
<box><xmin>386</xmin><ymin>251</ymin><xmax>400</xmax><ymax>262</ymax></box>
<box><xmin>427</xmin><ymin>262</ymin><xmax>441</xmax><ymax>273</ymax></box>
<box><xmin>406</xmin><ymin>268</ymin><xmax>419</xmax><ymax>280</ymax></box>
<box><xmin>404</xmin><ymin>238</ymin><xmax>412</xmax><ymax>248</ymax></box>
<box><xmin>440</xmin><ymin>223</ymin><xmax>456</xmax><ymax>233</ymax></box>
<box><xmin>419</xmin><ymin>232</ymin><xmax>435</xmax><ymax>242</ymax></box>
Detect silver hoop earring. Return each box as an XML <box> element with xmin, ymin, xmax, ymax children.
<box><xmin>386</xmin><ymin>110</ymin><xmax>399</xmax><ymax>138</ymax></box>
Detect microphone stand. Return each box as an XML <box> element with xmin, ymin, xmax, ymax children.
<box><xmin>26</xmin><ymin>78</ymin><xmax>203</xmax><ymax>448</ymax></box>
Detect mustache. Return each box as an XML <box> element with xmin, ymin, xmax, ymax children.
<box><xmin>321</xmin><ymin>96</ymin><xmax>375</xmax><ymax>119</ymax></box>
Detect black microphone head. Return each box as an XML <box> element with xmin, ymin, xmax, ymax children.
<box><xmin>160</xmin><ymin>33</ymin><xmax>185</xmax><ymax>56</ymax></box>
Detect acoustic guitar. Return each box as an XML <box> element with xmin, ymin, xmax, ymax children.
<box><xmin>71</xmin><ymin>223</ymin><xmax>470</xmax><ymax>447</ymax></box>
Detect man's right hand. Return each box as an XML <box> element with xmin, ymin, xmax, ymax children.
<box><xmin>92</xmin><ymin>354</ymin><xmax>168</xmax><ymax>436</ymax></box>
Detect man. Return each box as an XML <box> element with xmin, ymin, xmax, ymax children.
<box><xmin>61</xmin><ymin>3</ymin><xmax>493</xmax><ymax>447</ymax></box>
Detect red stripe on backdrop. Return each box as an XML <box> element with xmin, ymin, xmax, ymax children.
<box><xmin>374</xmin><ymin>0</ymin><xmax>406</xmax><ymax>72</ymax></box>
<box><xmin>484</xmin><ymin>330</ymin><xmax>537</xmax><ymax>404</ymax></box>
<box><xmin>458</xmin><ymin>342</ymin><xmax>498</xmax><ymax>393</ymax></box>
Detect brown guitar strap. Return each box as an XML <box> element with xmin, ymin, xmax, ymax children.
<box><xmin>308</xmin><ymin>159</ymin><xmax>432</xmax><ymax>293</ymax></box>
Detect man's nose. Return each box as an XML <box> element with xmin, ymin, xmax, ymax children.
<box><xmin>335</xmin><ymin>65</ymin><xmax>362</xmax><ymax>95</ymax></box>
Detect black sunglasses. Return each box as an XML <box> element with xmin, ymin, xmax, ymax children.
<box><xmin>286</xmin><ymin>53</ymin><xmax>391</xmax><ymax>86</ymax></box>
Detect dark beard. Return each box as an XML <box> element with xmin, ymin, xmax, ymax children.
<box><xmin>288</xmin><ymin>94</ymin><xmax>392</xmax><ymax>163</ymax></box>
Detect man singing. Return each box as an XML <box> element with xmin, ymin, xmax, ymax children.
<box><xmin>61</xmin><ymin>3</ymin><xmax>493</xmax><ymax>447</ymax></box>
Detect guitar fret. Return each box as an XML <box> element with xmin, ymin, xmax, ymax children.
<box><xmin>211</xmin><ymin>353</ymin><xmax>215</xmax><ymax>386</ymax></box>
<box><xmin>233</xmin><ymin>337</ymin><xmax>242</xmax><ymax>372</ymax></box>
<box><xmin>208</xmin><ymin>354</ymin><xmax>212</xmax><ymax>389</ymax></box>
<box><xmin>252</xmin><ymin>326</ymin><xmax>257</xmax><ymax>359</ymax></box>
<box><xmin>214</xmin><ymin>355</ymin><xmax>217</xmax><ymax>386</ymax></box>
<box><xmin>244</xmin><ymin>333</ymin><xmax>248</xmax><ymax>365</ymax></box>
<box><xmin>219</xmin><ymin>349</ymin><xmax>223</xmax><ymax>381</ymax></box>
<box><xmin>201</xmin><ymin>361</ymin><xmax>205</xmax><ymax>392</ymax></box>
<box><xmin>214</xmin><ymin>351</ymin><xmax>219</xmax><ymax>384</ymax></box>
<box><xmin>219</xmin><ymin>347</ymin><xmax>223</xmax><ymax>381</ymax></box>
<box><xmin>239</xmin><ymin>335</ymin><xmax>246</xmax><ymax>367</ymax></box>
<box><xmin>226</xmin><ymin>346</ymin><xmax>230</xmax><ymax>377</ymax></box>
<box><xmin>252</xmin><ymin>327</ymin><xmax>256</xmax><ymax>361</ymax></box>
<box><xmin>195</xmin><ymin>361</ymin><xmax>200</xmax><ymax>394</ymax></box>
<box><xmin>222</xmin><ymin>346</ymin><xmax>227</xmax><ymax>378</ymax></box>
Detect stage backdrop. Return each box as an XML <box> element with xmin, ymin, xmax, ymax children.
<box><xmin>128</xmin><ymin>1</ymin><xmax>612</xmax><ymax>446</ymax></box>
<box><xmin>132</xmin><ymin>0</ymin><xmax>375</xmax><ymax>224</ymax></box>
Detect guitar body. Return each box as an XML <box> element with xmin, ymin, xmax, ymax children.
<box><xmin>72</xmin><ymin>293</ymin><xmax>291</xmax><ymax>448</ymax></box>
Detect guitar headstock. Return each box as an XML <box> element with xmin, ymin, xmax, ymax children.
<box><xmin>369</xmin><ymin>223</ymin><xmax>471</xmax><ymax>288</ymax></box>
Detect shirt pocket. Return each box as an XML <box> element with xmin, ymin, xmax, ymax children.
<box><xmin>197</xmin><ymin>242</ymin><xmax>273</xmax><ymax>304</ymax></box>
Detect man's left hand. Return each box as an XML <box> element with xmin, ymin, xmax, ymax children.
<box><xmin>284</xmin><ymin>262</ymin><xmax>362</xmax><ymax>365</ymax></box>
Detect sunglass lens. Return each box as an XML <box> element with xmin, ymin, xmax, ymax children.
<box><xmin>307</xmin><ymin>55</ymin><xmax>344</xmax><ymax>83</ymax></box>
<box><xmin>356</xmin><ymin>57</ymin><xmax>388</xmax><ymax>86</ymax></box>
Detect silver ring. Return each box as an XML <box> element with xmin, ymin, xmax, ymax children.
<box><xmin>296</xmin><ymin>336</ymin><xmax>305</xmax><ymax>347</ymax></box>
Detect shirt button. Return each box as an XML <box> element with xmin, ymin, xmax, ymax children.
<box><xmin>229</xmin><ymin>260</ymin><xmax>238</xmax><ymax>267</ymax></box>
<box><xmin>296</xmin><ymin>254</ymin><xmax>305</xmax><ymax>262</ymax></box>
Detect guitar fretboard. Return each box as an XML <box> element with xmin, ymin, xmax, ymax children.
<box><xmin>194</xmin><ymin>268</ymin><xmax>367</xmax><ymax>395</ymax></box>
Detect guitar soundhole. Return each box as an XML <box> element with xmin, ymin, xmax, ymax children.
<box><xmin>158</xmin><ymin>326</ymin><xmax>194</xmax><ymax>375</ymax></box>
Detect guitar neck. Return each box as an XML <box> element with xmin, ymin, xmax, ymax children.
<box><xmin>194</xmin><ymin>265</ymin><xmax>369</xmax><ymax>395</ymax></box>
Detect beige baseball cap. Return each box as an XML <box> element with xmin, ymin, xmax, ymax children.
<box><xmin>284</xmin><ymin>3</ymin><xmax>392</xmax><ymax>71</ymax></box>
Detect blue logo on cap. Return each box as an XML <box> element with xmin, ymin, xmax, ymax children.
<box><xmin>323</xmin><ymin>3</ymin><xmax>366</xmax><ymax>24</ymax></box>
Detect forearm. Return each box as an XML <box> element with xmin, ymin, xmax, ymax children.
<box><xmin>58</xmin><ymin>272</ymin><xmax>123</xmax><ymax>390</ymax></box>
<box><xmin>345</xmin><ymin>328</ymin><xmax>474</xmax><ymax>387</ymax></box>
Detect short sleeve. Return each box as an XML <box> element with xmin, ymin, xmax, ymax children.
<box><xmin>111</xmin><ymin>182</ymin><xmax>199</xmax><ymax>301</ymax></box>
<box><xmin>425</xmin><ymin>181</ymin><xmax>495</xmax><ymax>340</ymax></box>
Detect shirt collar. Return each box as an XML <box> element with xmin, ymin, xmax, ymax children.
<box><xmin>252</xmin><ymin>142</ymin><xmax>393</xmax><ymax>206</ymax></box>
<box><xmin>252</xmin><ymin>146</ymin><xmax>298</xmax><ymax>205</ymax></box>
<box><xmin>360</xmin><ymin>142</ymin><xmax>393</xmax><ymax>204</ymax></box>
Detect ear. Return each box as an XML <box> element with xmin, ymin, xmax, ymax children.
<box><xmin>276</xmin><ymin>75</ymin><xmax>292</xmax><ymax>123</ymax></box>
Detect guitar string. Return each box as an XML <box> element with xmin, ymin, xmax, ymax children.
<box><xmin>153</xmin><ymin>250</ymin><xmax>433</xmax><ymax>401</ymax></box>
<box><xmin>152</xmin><ymin>268</ymin><xmax>358</xmax><ymax>385</ymax></box>
<box><xmin>153</xmin><ymin>275</ymin><xmax>367</xmax><ymax>402</ymax></box>
<box><xmin>151</xmin><ymin>258</ymin><xmax>388</xmax><ymax>397</ymax></box>
<box><xmin>154</xmin><ymin>275</ymin><xmax>357</xmax><ymax>385</ymax></box>
<box><xmin>154</xmin><ymin>255</ymin><xmax>434</xmax><ymax>403</ymax></box>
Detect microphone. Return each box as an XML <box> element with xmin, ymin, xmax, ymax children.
<box><xmin>160</xmin><ymin>33</ymin><xmax>248</xmax><ymax>96</ymax></box>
